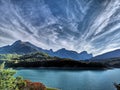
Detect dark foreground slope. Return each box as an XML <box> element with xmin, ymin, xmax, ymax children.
<box><xmin>7</xmin><ymin>60</ymin><xmax>107</xmax><ymax>70</ymax></box>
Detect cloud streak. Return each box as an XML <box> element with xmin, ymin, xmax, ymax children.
<box><xmin>0</xmin><ymin>0</ymin><xmax>120</xmax><ymax>56</ymax></box>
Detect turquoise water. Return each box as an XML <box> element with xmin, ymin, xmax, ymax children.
<box><xmin>15</xmin><ymin>68</ymin><xmax>120</xmax><ymax>90</ymax></box>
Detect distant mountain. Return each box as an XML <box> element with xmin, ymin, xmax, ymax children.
<box><xmin>0</xmin><ymin>40</ymin><xmax>93</xmax><ymax>60</ymax></box>
<box><xmin>92</xmin><ymin>49</ymin><xmax>120</xmax><ymax>60</ymax></box>
<box><xmin>51</xmin><ymin>48</ymin><xmax>92</xmax><ymax>60</ymax></box>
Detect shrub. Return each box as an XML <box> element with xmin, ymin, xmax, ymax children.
<box><xmin>0</xmin><ymin>62</ymin><xmax>25</xmax><ymax>90</ymax></box>
<box><xmin>24</xmin><ymin>80</ymin><xmax>46</xmax><ymax>90</ymax></box>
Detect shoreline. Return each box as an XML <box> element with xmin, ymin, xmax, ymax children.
<box><xmin>14</xmin><ymin>66</ymin><xmax>110</xmax><ymax>71</ymax></box>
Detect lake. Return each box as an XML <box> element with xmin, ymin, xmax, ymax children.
<box><xmin>15</xmin><ymin>68</ymin><xmax>120</xmax><ymax>90</ymax></box>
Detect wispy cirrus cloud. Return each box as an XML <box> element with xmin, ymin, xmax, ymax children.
<box><xmin>0</xmin><ymin>0</ymin><xmax>120</xmax><ymax>56</ymax></box>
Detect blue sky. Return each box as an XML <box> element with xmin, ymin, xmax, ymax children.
<box><xmin>0</xmin><ymin>0</ymin><xmax>120</xmax><ymax>56</ymax></box>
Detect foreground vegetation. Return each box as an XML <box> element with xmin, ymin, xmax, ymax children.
<box><xmin>0</xmin><ymin>62</ymin><xmax>26</xmax><ymax>90</ymax></box>
<box><xmin>0</xmin><ymin>62</ymin><xmax>58</xmax><ymax>90</ymax></box>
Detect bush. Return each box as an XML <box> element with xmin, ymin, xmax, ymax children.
<box><xmin>24</xmin><ymin>80</ymin><xmax>46</xmax><ymax>90</ymax></box>
<box><xmin>0</xmin><ymin>62</ymin><xmax>25</xmax><ymax>90</ymax></box>
<box><xmin>0</xmin><ymin>62</ymin><xmax>47</xmax><ymax>90</ymax></box>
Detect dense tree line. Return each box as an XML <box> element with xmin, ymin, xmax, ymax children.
<box><xmin>8</xmin><ymin>60</ymin><xmax>107</xmax><ymax>69</ymax></box>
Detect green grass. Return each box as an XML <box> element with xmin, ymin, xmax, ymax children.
<box><xmin>47</xmin><ymin>87</ymin><xmax>60</xmax><ymax>90</ymax></box>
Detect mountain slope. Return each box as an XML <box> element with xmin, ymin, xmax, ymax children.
<box><xmin>92</xmin><ymin>49</ymin><xmax>120</xmax><ymax>60</ymax></box>
<box><xmin>0</xmin><ymin>40</ymin><xmax>92</xmax><ymax>60</ymax></box>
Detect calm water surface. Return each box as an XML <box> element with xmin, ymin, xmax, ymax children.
<box><xmin>15</xmin><ymin>68</ymin><xmax>120</xmax><ymax>90</ymax></box>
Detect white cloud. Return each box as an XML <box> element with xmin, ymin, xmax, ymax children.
<box><xmin>0</xmin><ymin>0</ymin><xmax>120</xmax><ymax>56</ymax></box>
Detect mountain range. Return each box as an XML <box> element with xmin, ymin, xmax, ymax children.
<box><xmin>0</xmin><ymin>40</ymin><xmax>92</xmax><ymax>60</ymax></box>
<box><xmin>1</xmin><ymin>40</ymin><xmax>120</xmax><ymax>61</ymax></box>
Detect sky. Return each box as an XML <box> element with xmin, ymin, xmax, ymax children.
<box><xmin>0</xmin><ymin>0</ymin><xmax>120</xmax><ymax>56</ymax></box>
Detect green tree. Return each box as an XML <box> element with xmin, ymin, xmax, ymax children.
<box><xmin>0</xmin><ymin>62</ymin><xmax>26</xmax><ymax>90</ymax></box>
